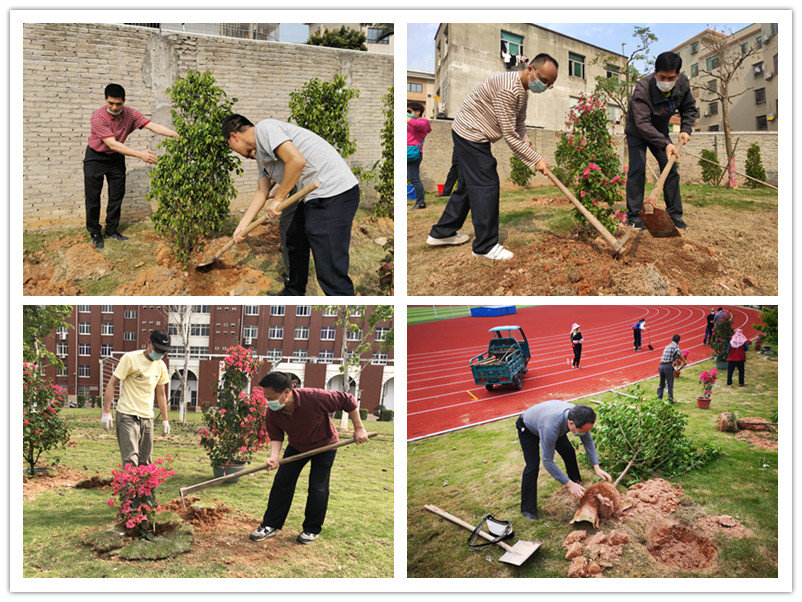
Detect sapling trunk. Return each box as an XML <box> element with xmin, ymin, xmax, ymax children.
<box><xmin>569</xmin><ymin>455</ymin><xmax>635</xmax><ymax>528</ymax></box>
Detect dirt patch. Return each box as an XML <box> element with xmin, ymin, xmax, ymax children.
<box><xmin>647</xmin><ymin>522</ymin><xmax>717</xmax><ymax>570</ymax></box>
<box><xmin>74</xmin><ymin>475</ymin><xmax>113</xmax><ymax>489</ymax></box>
<box><xmin>23</xmin><ymin>466</ymin><xmax>92</xmax><ymax>501</ymax></box>
<box><xmin>736</xmin><ymin>417</ymin><xmax>776</xmax><ymax>431</ymax></box>
<box><xmin>563</xmin><ymin>529</ymin><xmax>630</xmax><ymax>577</ymax></box>
<box><xmin>160</xmin><ymin>496</ymin><xmax>232</xmax><ymax>530</ymax></box>
<box><xmin>693</xmin><ymin>515</ymin><xmax>753</xmax><ymax>540</ymax></box>
<box><xmin>734</xmin><ymin>430</ymin><xmax>778</xmax><ymax>450</ymax></box>
<box><xmin>620</xmin><ymin>478</ymin><xmax>684</xmax><ymax>516</ymax></box>
<box><xmin>63</xmin><ymin>243</ymin><xmax>115</xmax><ymax>280</ymax></box>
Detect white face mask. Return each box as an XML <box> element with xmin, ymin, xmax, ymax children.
<box><xmin>655</xmin><ymin>79</ymin><xmax>676</xmax><ymax>93</ymax></box>
<box><xmin>107</xmin><ymin>107</ymin><xmax>123</xmax><ymax>116</ymax></box>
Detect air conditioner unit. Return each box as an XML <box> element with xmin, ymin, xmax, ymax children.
<box><xmin>753</xmin><ymin>67</ymin><xmax>763</xmax><ymax>77</ymax></box>
<box><xmin>59</xmin><ymin>332</ymin><xmax>68</xmax><ymax>340</ymax></box>
<box><xmin>764</xmin><ymin>71</ymin><xmax>774</xmax><ymax>80</ymax></box>
<box><xmin>703</xmin><ymin>111</ymin><xmax>710</xmax><ymax>117</ymax></box>
<box><xmin>767</xmin><ymin>113</ymin><xmax>776</xmax><ymax>121</ymax></box>
<box><xmin>245</xmin><ymin>338</ymin><xmax>253</xmax><ymax>346</ymax></box>
<box><xmin>764</xmin><ymin>34</ymin><xmax>772</xmax><ymax>42</ymax></box>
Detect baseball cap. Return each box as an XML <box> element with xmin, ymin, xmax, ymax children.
<box><xmin>150</xmin><ymin>329</ymin><xmax>172</xmax><ymax>352</ymax></box>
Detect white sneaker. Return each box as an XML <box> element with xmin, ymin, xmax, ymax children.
<box><xmin>427</xmin><ymin>233</ymin><xmax>470</xmax><ymax>246</ymax></box>
<box><xmin>472</xmin><ymin>244</ymin><xmax>514</xmax><ymax>261</ymax></box>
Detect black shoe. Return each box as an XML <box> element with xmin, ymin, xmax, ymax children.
<box><xmin>672</xmin><ymin>217</ymin><xmax>687</xmax><ymax>230</ymax></box>
<box><xmin>104</xmin><ymin>231</ymin><xmax>129</xmax><ymax>241</ymax></box>
<box><xmin>629</xmin><ymin>217</ymin><xmax>645</xmax><ymax>229</ymax></box>
<box><xmin>91</xmin><ymin>233</ymin><xmax>104</xmax><ymax>249</ymax></box>
<box><xmin>412</xmin><ymin>202</ymin><xmax>426</xmax><ymax>209</ymax></box>
<box><xmin>522</xmin><ymin>511</ymin><xmax>538</xmax><ymax>521</ymax></box>
<box><xmin>436</xmin><ymin>192</ymin><xmax>451</xmax><ymax>197</ymax></box>
<box><xmin>249</xmin><ymin>525</ymin><xmax>278</xmax><ymax>542</ymax></box>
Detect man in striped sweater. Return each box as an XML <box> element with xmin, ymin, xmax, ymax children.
<box><xmin>427</xmin><ymin>54</ymin><xmax>558</xmax><ymax>261</ymax></box>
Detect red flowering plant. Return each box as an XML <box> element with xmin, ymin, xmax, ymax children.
<box><xmin>107</xmin><ymin>456</ymin><xmax>176</xmax><ymax>539</ymax></box>
<box><xmin>22</xmin><ymin>362</ymin><xmax>75</xmax><ymax>476</ymax></box>
<box><xmin>699</xmin><ymin>368</ymin><xmax>718</xmax><ymax>398</ymax></box>
<box><xmin>198</xmin><ymin>346</ymin><xmax>269</xmax><ymax>469</ymax></box>
<box><xmin>673</xmin><ymin>349</ymin><xmax>690</xmax><ymax>375</ymax></box>
<box><xmin>554</xmin><ymin>92</ymin><xmax>627</xmax><ymax>234</ymax></box>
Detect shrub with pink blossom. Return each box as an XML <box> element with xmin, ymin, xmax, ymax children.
<box><xmin>107</xmin><ymin>457</ymin><xmax>176</xmax><ymax>539</ymax></box>
<box><xmin>699</xmin><ymin>368</ymin><xmax>718</xmax><ymax>398</ymax></box>
<box><xmin>22</xmin><ymin>362</ymin><xmax>75</xmax><ymax>476</ymax></box>
<box><xmin>198</xmin><ymin>346</ymin><xmax>269</xmax><ymax>468</ymax></box>
<box><xmin>554</xmin><ymin>92</ymin><xmax>627</xmax><ymax>234</ymax></box>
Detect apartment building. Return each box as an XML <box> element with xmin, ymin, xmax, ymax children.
<box><xmin>407</xmin><ymin>70</ymin><xmax>436</xmax><ymax>118</ymax></box>
<box><xmin>306</xmin><ymin>23</ymin><xmax>394</xmax><ymax>54</ymax></box>
<box><xmin>41</xmin><ymin>305</ymin><xmax>395</xmax><ymax>413</ymax></box>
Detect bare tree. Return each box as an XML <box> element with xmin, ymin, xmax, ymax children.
<box><xmin>168</xmin><ymin>304</ymin><xmax>195</xmax><ymax>423</ymax></box>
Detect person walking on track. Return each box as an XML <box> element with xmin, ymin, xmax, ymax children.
<box><xmin>570</xmin><ymin>323</ymin><xmax>583</xmax><ymax>369</ymax></box>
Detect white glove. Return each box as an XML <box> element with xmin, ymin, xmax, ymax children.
<box><xmin>101</xmin><ymin>412</ymin><xmax>113</xmax><ymax>432</ymax></box>
<box><xmin>162</xmin><ymin>421</ymin><xmax>171</xmax><ymax>436</ymax></box>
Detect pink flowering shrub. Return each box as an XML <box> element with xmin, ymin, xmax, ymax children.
<box><xmin>108</xmin><ymin>457</ymin><xmax>176</xmax><ymax>539</ymax></box>
<box><xmin>554</xmin><ymin>92</ymin><xmax>627</xmax><ymax>234</ymax></box>
<box><xmin>22</xmin><ymin>362</ymin><xmax>75</xmax><ymax>476</ymax></box>
<box><xmin>199</xmin><ymin>346</ymin><xmax>269</xmax><ymax>468</ymax></box>
<box><xmin>673</xmin><ymin>349</ymin><xmax>690</xmax><ymax>372</ymax></box>
<box><xmin>699</xmin><ymin>368</ymin><xmax>718</xmax><ymax>397</ymax></box>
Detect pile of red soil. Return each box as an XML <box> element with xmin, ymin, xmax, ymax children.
<box><xmin>563</xmin><ymin>529</ymin><xmax>631</xmax><ymax>578</ymax></box>
<box><xmin>620</xmin><ymin>478</ymin><xmax>684</xmax><ymax>516</ymax></box>
<box><xmin>161</xmin><ymin>496</ymin><xmax>232</xmax><ymax>530</ymax></box>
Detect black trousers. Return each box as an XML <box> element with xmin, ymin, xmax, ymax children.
<box><xmin>727</xmin><ymin>360</ymin><xmax>745</xmax><ymax>386</ymax></box>
<box><xmin>703</xmin><ymin>325</ymin><xmax>714</xmax><ymax>345</ymax></box>
<box><xmin>633</xmin><ymin>329</ymin><xmax>642</xmax><ymax>349</ymax></box>
<box><xmin>429</xmin><ymin>131</ymin><xmax>500</xmax><ymax>254</ymax></box>
<box><xmin>657</xmin><ymin>363</ymin><xmax>675</xmax><ymax>401</ymax></box>
<box><xmin>83</xmin><ymin>146</ymin><xmax>126</xmax><ymax>235</ymax></box>
<box><xmin>283</xmin><ymin>185</ymin><xmax>360</xmax><ymax>296</ymax></box>
<box><xmin>516</xmin><ymin>416</ymin><xmax>581</xmax><ymax>515</ymax></box>
<box><xmin>625</xmin><ymin>134</ymin><xmax>682</xmax><ymax>221</ymax></box>
<box><xmin>572</xmin><ymin>344</ymin><xmax>582</xmax><ymax>367</ymax></box>
<box><xmin>441</xmin><ymin>145</ymin><xmax>459</xmax><ymax>195</ymax></box>
<box><xmin>262</xmin><ymin>445</ymin><xmax>337</xmax><ymax>535</ymax></box>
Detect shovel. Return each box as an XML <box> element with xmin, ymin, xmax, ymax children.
<box><xmin>545</xmin><ymin>168</ymin><xmax>631</xmax><ymax>258</ymax></box>
<box><xmin>179</xmin><ymin>431</ymin><xmax>376</xmax><ymax>509</ymax></box>
<box><xmin>195</xmin><ymin>181</ymin><xmax>319</xmax><ymax>270</ymax></box>
<box><xmin>424</xmin><ymin>504</ymin><xmax>542</xmax><ymax>566</ymax></box>
<box><xmin>639</xmin><ymin>140</ymin><xmax>684</xmax><ymax>238</ymax></box>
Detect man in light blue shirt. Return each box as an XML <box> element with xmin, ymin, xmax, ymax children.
<box><xmin>516</xmin><ymin>400</ymin><xmax>612</xmax><ymax>520</ymax></box>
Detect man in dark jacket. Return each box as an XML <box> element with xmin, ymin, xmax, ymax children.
<box><xmin>624</xmin><ymin>51</ymin><xmax>698</xmax><ymax>230</ymax></box>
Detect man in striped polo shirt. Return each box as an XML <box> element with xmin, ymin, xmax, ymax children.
<box><xmin>84</xmin><ymin>83</ymin><xmax>179</xmax><ymax>249</ymax></box>
<box><xmin>428</xmin><ymin>54</ymin><xmax>558</xmax><ymax>261</ymax></box>
<box><xmin>657</xmin><ymin>334</ymin><xmax>687</xmax><ymax>403</ymax></box>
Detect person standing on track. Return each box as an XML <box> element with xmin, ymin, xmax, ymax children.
<box><xmin>516</xmin><ymin>400</ymin><xmax>612</xmax><ymax>521</ymax></box>
<box><xmin>632</xmin><ymin>318</ymin><xmax>647</xmax><ymax>351</ymax></box>
<box><xmin>570</xmin><ymin>323</ymin><xmax>583</xmax><ymax>369</ymax></box>
<box><xmin>657</xmin><ymin>334</ymin><xmax>686</xmax><ymax>403</ymax></box>
<box><xmin>703</xmin><ymin>307</ymin><xmax>716</xmax><ymax>345</ymax></box>
<box><xmin>427</xmin><ymin>53</ymin><xmax>559</xmax><ymax>261</ymax></box>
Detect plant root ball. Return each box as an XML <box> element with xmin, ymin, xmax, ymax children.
<box><xmin>571</xmin><ymin>481</ymin><xmax>621</xmax><ymax>528</ymax></box>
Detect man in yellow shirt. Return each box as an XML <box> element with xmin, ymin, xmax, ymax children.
<box><xmin>101</xmin><ymin>330</ymin><xmax>171</xmax><ymax>467</ymax></box>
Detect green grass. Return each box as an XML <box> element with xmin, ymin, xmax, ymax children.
<box><xmin>22</xmin><ymin>410</ymin><xmax>394</xmax><ymax>578</ymax></box>
<box><xmin>407</xmin><ymin>350</ymin><xmax>778</xmax><ymax>578</ymax></box>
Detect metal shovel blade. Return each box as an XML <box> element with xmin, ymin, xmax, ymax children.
<box><xmin>639</xmin><ymin>202</ymin><xmax>680</xmax><ymax>238</ymax></box>
<box><xmin>498</xmin><ymin>539</ymin><xmax>542</xmax><ymax>566</ymax></box>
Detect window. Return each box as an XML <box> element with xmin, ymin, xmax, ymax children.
<box><xmin>367</xmin><ymin>27</ymin><xmax>390</xmax><ymax>45</ymax></box>
<box><xmin>244</xmin><ymin>325</ymin><xmax>258</xmax><ymax>339</ymax></box>
<box><xmin>124</xmin><ymin>332</ymin><xmax>136</xmax><ymax>341</ymax></box>
<box><xmin>706</xmin><ymin>56</ymin><xmax>720</xmax><ymax>70</ymax></box>
<box><xmin>350</xmin><ymin>308</ymin><xmax>363</xmax><ymax>317</ymax></box>
<box><xmin>244</xmin><ymin>306</ymin><xmax>259</xmax><ymax>316</ymax></box>
<box><xmin>321</xmin><ymin>327</ymin><xmax>336</xmax><ymax>341</ymax></box>
<box><xmin>269</xmin><ymin>325</ymin><xmax>284</xmax><ymax>339</ymax></box>
<box><xmin>375</xmin><ymin>327</ymin><xmax>390</xmax><ymax>342</ymax></box>
<box><xmin>56</xmin><ymin>367</ymin><xmax>68</xmax><ymax>377</ymax></box>
<box><xmin>101</xmin><ymin>344</ymin><xmax>113</xmax><ymax>357</ymax></box>
<box><xmin>124</xmin><ymin>310</ymin><xmax>137</xmax><ymax>319</ymax></box>
<box><xmin>169</xmin><ymin>345</ymin><xmax>186</xmax><ymax>358</ymax></box>
<box><xmin>296</xmin><ymin>305</ymin><xmax>311</xmax><ymax>317</ymax></box>
<box><xmin>78</xmin><ymin>364</ymin><xmax>91</xmax><ymax>378</ymax></box>
<box><xmin>347</xmin><ymin>328</ymin><xmax>363</xmax><ymax>341</ymax></box>
<box><xmin>605</xmin><ymin>64</ymin><xmax>620</xmax><ymax>82</ymax></box>
<box><xmin>190</xmin><ymin>323</ymin><xmax>210</xmax><ymax>336</ymax></box>
<box><xmin>755</xmin><ymin>36</ymin><xmax>763</xmax><ymax>50</ymax></box>
<box><xmin>754</xmin><ymin>88</ymin><xmax>766</xmax><ymax>104</ymax></box>
<box><xmin>690</xmin><ymin>41</ymin><xmax>699</xmax><ymax>54</ymax></box>
<box><xmin>407</xmin><ymin>82</ymin><xmax>423</xmax><ymax>93</ymax></box>
<box><xmin>607</xmin><ymin>104</ymin><xmax>622</xmax><ymax>124</ymax></box>
<box><xmin>707</xmin><ymin>125</ymin><xmax>720</xmax><ymax>132</ymax></box>
<box><xmin>708</xmin><ymin>79</ymin><xmax>717</xmax><ymax>93</ymax></box>
<box><xmin>192</xmin><ymin>305</ymin><xmax>210</xmax><ymax>313</ymax></box>
<box><xmin>295</xmin><ymin>326</ymin><xmax>310</xmax><ymax>340</ymax></box>
<box><xmin>78</xmin><ymin>305</ymin><xmax>91</xmax><ymax>313</ymax></box>
<box><xmin>79</xmin><ymin>322</ymin><xmax>91</xmax><ymax>335</ymax></box>
<box><xmin>372</xmin><ymin>352</ymin><xmax>389</xmax><ymax>366</ymax></box>
<box><xmin>57</xmin><ymin>326</ymin><xmax>68</xmax><ymax>338</ymax></box>
<box><xmin>756</xmin><ymin>115</ymin><xmax>768</xmax><ymax>131</ymax></box>
<box><xmin>77</xmin><ymin>385</ymin><xmax>91</xmax><ymax>398</ymax></box>
<box><xmin>322</xmin><ymin>307</ymin><xmax>338</xmax><ymax>317</ymax></box>
<box><xmin>101</xmin><ymin>322</ymin><xmax>114</xmax><ymax>336</ymax></box>
<box><xmin>773</xmin><ymin>54</ymin><xmax>778</xmax><ymax>73</ymax></box>
<box><xmin>56</xmin><ymin>342</ymin><xmax>68</xmax><ymax>357</ymax></box>
<box><xmin>690</xmin><ymin>63</ymin><xmax>698</xmax><ymax>77</ymax></box>
<box><xmin>190</xmin><ymin>346</ymin><xmax>209</xmax><ymax>358</ymax></box>
<box><xmin>708</xmin><ymin>102</ymin><xmax>718</xmax><ymax>116</ymax></box>
<box><xmin>319</xmin><ymin>350</ymin><xmax>334</xmax><ymax>364</ymax></box>
<box><xmin>292</xmin><ymin>349</ymin><xmax>309</xmax><ymax>363</ymax></box>
<box><xmin>101</xmin><ymin>305</ymin><xmax>114</xmax><ymax>313</ymax></box>
<box><xmin>753</xmin><ymin>62</ymin><xmax>764</xmax><ymax>78</ymax></box>
<box><xmin>568</xmin><ymin>52</ymin><xmax>585</xmax><ymax>79</ymax></box>
<box><xmin>740</xmin><ymin>42</ymin><xmax>749</xmax><ymax>54</ymax></box>
<box><xmin>267</xmin><ymin>348</ymin><xmax>282</xmax><ymax>362</ymax></box>
<box><xmin>500</xmin><ymin>30</ymin><xmax>524</xmax><ymax>56</ymax></box>
<box><xmin>79</xmin><ymin>343</ymin><xmax>91</xmax><ymax>356</ymax></box>
<box><xmin>270</xmin><ymin>305</ymin><xmax>285</xmax><ymax>316</ymax></box>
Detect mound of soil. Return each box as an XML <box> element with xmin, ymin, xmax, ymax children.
<box><xmin>563</xmin><ymin>529</ymin><xmax>630</xmax><ymax>577</ymax></box>
<box><xmin>647</xmin><ymin>522</ymin><xmax>717</xmax><ymax>570</ymax></box>
<box><xmin>160</xmin><ymin>496</ymin><xmax>232</xmax><ymax>531</ymax></box>
<box><xmin>694</xmin><ymin>515</ymin><xmax>753</xmax><ymax>540</ymax></box>
<box><xmin>620</xmin><ymin>478</ymin><xmax>684</xmax><ymax>516</ymax></box>
<box><xmin>74</xmin><ymin>475</ymin><xmax>113</xmax><ymax>489</ymax></box>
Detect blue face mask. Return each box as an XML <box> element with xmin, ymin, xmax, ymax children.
<box><xmin>528</xmin><ymin>74</ymin><xmax>549</xmax><ymax>94</ymax></box>
<box><xmin>148</xmin><ymin>350</ymin><xmax>165</xmax><ymax>361</ymax></box>
<box><xmin>267</xmin><ymin>400</ymin><xmax>285</xmax><ymax>411</ymax></box>
<box><xmin>407</xmin><ymin>112</ymin><xmax>415</xmax><ymax>118</ymax></box>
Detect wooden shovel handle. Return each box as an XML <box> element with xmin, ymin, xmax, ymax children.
<box><xmin>424</xmin><ymin>504</ymin><xmax>514</xmax><ymax>552</ymax></box>
<box><xmin>646</xmin><ymin>138</ymin><xmax>685</xmax><ymax>204</ymax></box>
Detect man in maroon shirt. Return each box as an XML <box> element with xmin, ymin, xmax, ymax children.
<box><xmin>250</xmin><ymin>371</ymin><xmax>369</xmax><ymax>545</ymax></box>
<box><xmin>84</xmin><ymin>83</ymin><xmax>179</xmax><ymax>249</ymax></box>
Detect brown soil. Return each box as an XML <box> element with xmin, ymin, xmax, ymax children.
<box><xmin>571</xmin><ymin>481</ymin><xmax>620</xmax><ymax>527</ymax></box>
<box><xmin>563</xmin><ymin>529</ymin><xmax>631</xmax><ymax>578</ymax></box>
<box><xmin>647</xmin><ymin>522</ymin><xmax>717</xmax><ymax>570</ymax></box>
<box><xmin>23</xmin><ymin>466</ymin><xmax>92</xmax><ymax>501</ymax></box>
<box><xmin>693</xmin><ymin>515</ymin><xmax>753</xmax><ymax>540</ymax></box>
<box><xmin>734</xmin><ymin>430</ymin><xmax>778</xmax><ymax>450</ymax></box>
<box><xmin>736</xmin><ymin>417</ymin><xmax>776</xmax><ymax>431</ymax></box>
<box><xmin>160</xmin><ymin>496</ymin><xmax>233</xmax><ymax>530</ymax></box>
<box><xmin>407</xmin><ymin>194</ymin><xmax>777</xmax><ymax>296</ymax></box>
<box><xmin>620</xmin><ymin>478</ymin><xmax>684</xmax><ymax>516</ymax></box>
<box><xmin>74</xmin><ymin>476</ymin><xmax>113</xmax><ymax>489</ymax></box>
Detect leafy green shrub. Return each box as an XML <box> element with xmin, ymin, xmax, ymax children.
<box><xmin>148</xmin><ymin>70</ymin><xmax>242</xmax><ymax>269</ymax></box>
<box><xmin>590</xmin><ymin>385</ymin><xmax>720</xmax><ymax>485</ymax></box>
<box><xmin>359</xmin><ymin>408</ymin><xmax>368</xmax><ymax>421</ymax></box>
<box><xmin>698</xmin><ymin>149</ymin><xmax>723</xmax><ymax>185</ymax></box>
<box><xmin>378</xmin><ymin>408</ymin><xmax>394</xmax><ymax>422</ymax></box>
<box><xmin>554</xmin><ymin>92</ymin><xmax>626</xmax><ymax>234</ymax></box>
<box><xmin>744</xmin><ymin>142</ymin><xmax>767</xmax><ymax>188</ymax></box>
<box><xmin>373</xmin><ymin>86</ymin><xmax>394</xmax><ymax>218</ymax></box>
<box><xmin>307</xmin><ymin>26</ymin><xmax>367</xmax><ymax>51</ymax></box>
<box><xmin>509</xmin><ymin>156</ymin><xmax>534</xmax><ymax>187</ymax></box>
<box><xmin>23</xmin><ymin>363</ymin><xmax>74</xmax><ymax>476</ymax></box>
<box><xmin>753</xmin><ymin>305</ymin><xmax>778</xmax><ymax>346</ymax></box>
<box><xmin>709</xmin><ymin>311</ymin><xmax>735</xmax><ymax>363</ymax></box>
<box><xmin>549</xmin><ymin>165</ymin><xmax>574</xmax><ymax>188</ymax></box>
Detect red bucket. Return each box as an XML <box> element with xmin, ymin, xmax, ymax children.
<box><xmin>437</xmin><ymin>184</ymin><xmax>445</xmax><ymax>195</ymax></box>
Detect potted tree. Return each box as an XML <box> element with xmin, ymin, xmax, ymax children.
<box><xmin>198</xmin><ymin>346</ymin><xmax>269</xmax><ymax>482</ymax></box>
<box><xmin>708</xmin><ymin>312</ymin><xmax>735</xmax><ymax>371</ymax></box>
<box><xmin>697</xmin><ymin>369</ymin><xmax>718</xmax><ymax>409</ymax></box>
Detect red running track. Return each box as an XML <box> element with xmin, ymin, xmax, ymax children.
<box><xmin>407</xmin><ymin>305</ymin><xmax>760</xmax><ymax>441</ymax></box>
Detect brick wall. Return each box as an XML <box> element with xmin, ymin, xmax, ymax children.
<box><xmin>416</xmin><ymin>120</ymin><xmax>778</xmax><ymax>192</ymax></box>
<box><xmin>23</xmin><ymin>23</ymin><xmax>393</xmax><ymax>231</ymax></box>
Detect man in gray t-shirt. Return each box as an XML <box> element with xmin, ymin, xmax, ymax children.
<box><xmin>222</xmin><ymin>114</ymin><xmax>360</xmax><ymax>296</ymax></box>
<box><xmin>516</xmin><ymin>400</ymin><xmax>612</xmax><ymax>520</ymax></box>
